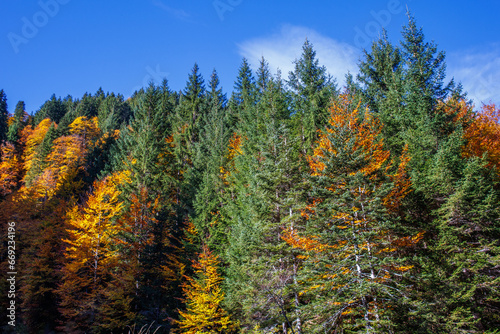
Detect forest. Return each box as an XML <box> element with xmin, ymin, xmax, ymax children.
<box><xmin>1</xmin><ymin>15</ymin><xmax>499</xmax><ymax>333</ymax></box>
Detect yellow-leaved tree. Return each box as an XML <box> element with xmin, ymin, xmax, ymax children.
<box><xmin>176</xmin><ymin>246</ymin><xmax>236</xmax><ymax>334</ymax></box>
<box><xmin>0</xmin><ymin>142</ymin><xmax>22</xmax><ymax>197</ymax></box>
<box><xmin>58</xmin><ymin>172</ymin><xmax>126</xmax><ymax>333</ymax></box>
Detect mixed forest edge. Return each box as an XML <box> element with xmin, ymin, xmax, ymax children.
<box><xmin>1</xmin><ymin>15</ymin><xmax>500</xmax><ymax>334</ymax></box>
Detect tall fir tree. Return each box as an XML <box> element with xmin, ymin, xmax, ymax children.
<box><xmin>7</xmin><ymin>101</ymin><xmax>27</xmax><ymax>143</ymax></box>
<box><xmin>0</xmin><ymin>89</ymin><xmax>8</xmax><ymax>148</ymax></box>
<box><xmin>288</xmin><ymin>39</ymin><xmax>337</xmax><ymax>154</ymax></box>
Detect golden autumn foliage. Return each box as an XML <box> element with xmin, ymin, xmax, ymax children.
<box><xmin>22</xmin><ymin>116</ymin><xmax>101</xmax><ymax>201</ymax></box>
<box><xmin>0</xmin><ymin>142</ymin><xmax>22</xmax><ymax>196</ymax></box>
<box><xmin>220</xmin><ymin>132</ymin><xmax>243</xmax><ymax>182</ymax></box>
<box><xmin>176</xmin><ymin>246</ymin><xmax>235</xmax><ymax>334</ymax></box>
<box><xmin>58</xmin><ymin>172</ymin><xmax>126</xmax><ymax>331</ymax></box>
<box><xmin>69</xmin><ymin>116</ymin><xmax>100</xmax><ymax>140</ymax></box>
<box><xmin>383</xmin><ymin>144</ymin><xmax>412</xmax><ymax>212</ymax></box>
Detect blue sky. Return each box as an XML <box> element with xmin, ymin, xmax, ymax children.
<box><xmin>1</xmin><ymin>0</ymin><xmax>499</xmax><ymax>113</ymax></box>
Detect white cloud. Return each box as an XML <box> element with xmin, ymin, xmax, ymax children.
<box><xmin>237</xmin><ymin>25</ymin><xmax>360</xmax><ymax>86</ymax></box>
<box><xmin>448</xmin><ymin>45</ymin><xmax>500</xmax><ymax>107</ymax></box>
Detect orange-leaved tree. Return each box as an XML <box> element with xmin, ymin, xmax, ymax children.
<box><xmin>283</xmin><ymin>94</ymin><xmax>421</xmax><ymax>333</ymax></box>
<box><xmin>176</xmin><ymin>246</ymin><xmax>236</xmax><ymax>334</ymax></box>
<box><xmin>462</xmin><ymin>103</ymin><xmax>500</xmax><ymax>171</ymax></box>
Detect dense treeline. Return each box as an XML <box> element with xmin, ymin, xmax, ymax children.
<box><xmin>1</xmin><ymin>16</ymin><xmax>499</xmax><ymax>333</ymax></box>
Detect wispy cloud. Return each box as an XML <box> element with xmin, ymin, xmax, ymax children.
<box><xmin>238</xmin><ymin>25</ymin><xmax>360</xmax><ymax>86</ymax></box>
<box><xmin>152</xmin><ymin>0</ymin><xmax>191</xmax><ymax>21</ymax></box>
<box><xmin>448</xmin><ymin>44</ymin><xmax>500</xmax><ymax>106</ymax></box>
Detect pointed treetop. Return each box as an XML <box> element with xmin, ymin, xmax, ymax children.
<box><xmin>184</xmin><ymin>62</ymin><xmax>206</xmax><ymax>99</ymax></box>
<box><xmin>256</xmin><ymin>57</ymin><xmax>271</xmax><ymax>94</ymax></box>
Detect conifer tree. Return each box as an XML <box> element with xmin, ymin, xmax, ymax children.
<box><xmin>97</xmin><ymin>92</ymin><xmax>132</xmax><ymax>133</ymax></box>
<box><xmin>283</xmin><ymin>95</ymin><xmax>419</xmax><ymax>333</ymax></box>
<box><xmin>34</xmin><ymin>94</ymin><xmax>67</xmax><ymax>125</ymax></box>
<box><xmin>233</xmin><ymin>58</ymin><xmax>257</xmax><ymax>114</ymax></box>
<box><xmin>223</xmin><ymin>73</ymin><xmax>306</xmax><ymax>332</ymax></box>
<box><xmin>174</xmin><ymin>63</ymin><xmax>207</xmax><ymax>146</ymax></box>
<box><xmin>111</xmin><ymin>82</ymin><xmax>181</xmax><ymax>327</ymax></box>
<box><xmin>192</xmin><ymin>69</ymin><xmax>230</xmax><ymax>246</ymax></box>
<box><xmin>0</xmin><ymin>89</ymin><xmax>8</xmax><ymax>148</ymax></box>
<box><xmin>256</xmin><ymin>57</ymin><xmax>272</xmax><ymax>97</ymax></box>
<box><xmin>356</xmin><ymin>30</ymin><xmax>405</xmax><ymax>154</ymax></box>
<box><xmin>7</xmin><ymin>100</ymin><xmax>27</xmax><ymax>143</ymax></box>
<box><xmin>288</xmin><ymin>39</ymin><xmax>337</xmax><ymax>153</ymax></box>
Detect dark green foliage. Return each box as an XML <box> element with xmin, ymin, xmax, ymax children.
<box><xmin>287</xmin><ymin>39</ymin><xmax>337</xmax><ymax>154</ymax></box>
<box><xmin>192</xmin><ymin>69</ymin><xmax>230</xmax><ymax>247</ymax></box>
<box><xmin>232</xmin><ymin>58</ymin><xmax>257</xmax><ymax>113</ymax></box>
<box><xmin>174</xmin><ymin>63</ymin><xmax>207</xmax><ymax>147</ymax></box>
<box><xmin>7</xmin><ymin>100</ymin><xmax>27</xmax><ymax>143</ymax></box>
<box><xmin>222</xmin><ymin>71</ymin><xmax>306</xmax><ymax>332</ymax></box>
<box><xmin>34</xmin><ymin>94</ymin><xmax>67</xmax><ymax>125</ymax></box>
<box><xmin>97</xmin><ymin>92</ymin><xmax>132</xmax><ymax>133</ymax></box>
<box><xmin>0</xmin><ymin>89</ymin><xmax>8</xmax><ymax>147</ymax></box>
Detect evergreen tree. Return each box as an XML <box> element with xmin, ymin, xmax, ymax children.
<box><xmin>0</xmin><ymin>90</ymin><xmax>9</xmax><ymax>147</ymax></box>
<box><xmin>288</xmin><ymin>39</ymin><xmax>337</xmax><ymax>153</ymax></box>
<box><xmin>256</xmin><ymin>57</ymin><xmax>272</xmax><ymax>97</ymax></box>
<box><xmin>223</xmin><ymin>73</ymin><xmax>305</xmax><ymax>332</ymax></box>
<box><xmin>233</xmin><ymin>58</ymin><xmax>257</xmax><ymax>112</ymax></box>
<box><xmin>356</xmin><ymin>30</ymin><xmax>405</xmax><ymax>154</ymax></box>
<box><xmin>111</xmin><ymin>82</ymin><xmax>181</xmax><ymax>328</ymax></box>
<box><xmin>228</xmin><ymin>58</ymin><xmax>258</xmax><ymax>133</ymax></box>
<box><xmin>97</xmin><ymin>92</ymin><xmax>132</xmax><ymax>133</ymax></box>
<box><xmin>7</xmin><ymin>100</ymin><xmax>27</xmax><ymax>143</ymax></box>
<box><xmin>192</xmin><ymin>69</ymin><xmax>230</xmax><ymax>247</ymax></box>
<box><xmin>34</xmin><ymin>94</ymin><xmax>67</xmax><ymax>125</ymax></box>
<box><xmin>284</xmin><ymin>95</ymin><xmax>417</xmax><ymax>333</ymax></box>
<box><xmin>174</xmin><ymin>63</ymin><xmax>207</xmax><ymax>146</ymax></box>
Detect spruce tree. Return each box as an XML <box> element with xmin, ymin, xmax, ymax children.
<box><xmin>192</xmin><ymin>69</ymin><xmax>230</xmax><ymax>247</ymax></box>
<box><xmin>228</xmin><ymin>58</ymin><xmax>258</xmax><ymax>133</ymax></box>
<box><xmin>174</xmin><ymin>63</ymin><xmax>207</xmax><ymax>146</ymax></box>
<box><xmin>288</xmin><ymin>39</ymin><xmax>337</xmax><ymax>153</ymax></box>
<box><xmin>34</xmin><ymin>94</ymin><xmax>67</xmax><ymax>125</ymax></box>
<box><xmin>284</xmin><ymin>95</ymin><xmax>416</xmax><ymax>333</ymax></box>
<box><xmin>0</xmin><ymin>90</ymin><xmax>8</xmax><ymax>148</ymax></box>
<box><xmin>223</xmin><ymin>73</ymin><xmax>305</xmax><ymax>332</ymax></box>
<box><xmin>7</xmin><ymin>100</ymin><xmax>27</xmax><ymax>143</ymax></box>
<box><xmin>110</xmin><ymin>82</ymin><xmax>180</xmax><ymax>327</ymax></box>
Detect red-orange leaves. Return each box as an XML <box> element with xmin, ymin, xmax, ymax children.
<box><xmin>463</xmin><ymin>103</ymin><xmax>500</xmax><ymax>171</ymax></box>
<box><xmin>308</xmin><ymin>95</ymin><xmax>390</xmax><ymax>178</ymax></box>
